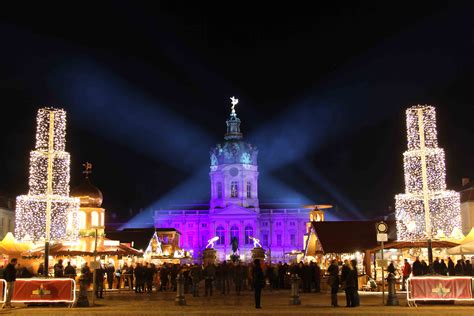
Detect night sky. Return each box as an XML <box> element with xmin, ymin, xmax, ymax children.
<box><xmin>1</xmin><ymin>2</ymin><xmax>473</xmax><ymax>225</ymax></box>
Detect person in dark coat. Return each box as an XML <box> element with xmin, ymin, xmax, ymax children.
<box><xmin>145</xmin><ymin>263</ymin><xmax>156</xmax><ymax>293</ymax></box>
<box><xmin>3</xmin><ymin>258</ymin><xmax>17</xmax><ymax>309</ymax></box>
<box><xmin>233</xmin><ymin>261</ymin><xmax>244</xmax><ymax>295</ymax></box>
<box><xmin>412</xmin><ymin>257</ymin><xmax>422</xmax><ymax>276</ymax></box>
<box><xmin>340</xmin><ymin>260</ymin><xmax>350</xmax><ymax>307</ymax></box>
<box><xmin>420</xmin><ymin>260</ymin><xmax>429</xmax><ymax>275</ymax></box>
<box><xmin>350</xmin><ymin>259</ymin><xmax>360</xmax><ymax>306</ymax></box>
<box><xmin>455</xmin><ymin>260</ymin><xmax>464</xmax><ymax>275</ymax></box>
<box><xmin>190</xmin><ymin>264</ymin><xmax>202</xmax><ymax>297</ymax></box>
<box><xmin>106</xmin><ymin>262</ymin><xmax>115</xmax><ymax>289</ymax></box>
<box><xmin>439</xmin><ymin>259</ymin><xmax>448</xmax><ymax>275</ymax></box>
<box><xmin>327</xmin><ymin>259</ymin><xmax>340</xmax><ymax>307</ymax></box>
<box><xmin>314</xmin><ymin>262</ymin><xmax>321</xmax><ymax>293</ymax></box>
<box><xmin>253</xmin><ymin>259</ymin><xmax>264</xmax><ymax>309</ymax></box>
<box><xmin>344</xmin><ymin>260</ymin><xmax>358</xmax><ymax>307</ymax></box>
<box><xmin>53</xmin><ymin>259</ymin><xmax>64</xmax><ymax>278</ymax></box>
<box><xmin>203</xmin><ymin>263</ymin><xmax>216</xmax><ymax>296</ymax></box>
<box><xmin>95</xmin><ymin>264</ymin><xmax>106</xmax><ymax>298</ymax></box>
<box><xmin>64</xmin><ymin>261</ymin><xmax>76</xmax><ymax>279</ymax></box>
<box><xmin>221</xmin><ymin>261</ymin><xmax>230</xmax><ymax>295</ymax></box>
<box><xmin>447</xmin><ymin>258</ymin><xmax>455</xmax><ymax>276</ymax></box>
<box><xmin>465</xmin><ymin>260</ymin><xmax>473</xmax><ymax>276</ymax></box>
<box><xmin>433</xmin><ymin>257</ymin><xmax>441</xmax><ymax>275</ymax></box>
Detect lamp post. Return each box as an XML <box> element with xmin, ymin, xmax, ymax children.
<box><xmin>91</xmin><ymin>226</ymin><xmax>99</xmax><ymax>306</ymax></box>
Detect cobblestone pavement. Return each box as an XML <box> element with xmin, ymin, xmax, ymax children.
<box><xmin>1</xmin><ymin>289</ymin><xmax>474</xmax><ymax>315</ymax></box>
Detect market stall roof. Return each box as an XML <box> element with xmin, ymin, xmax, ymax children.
<box><xmin>105</xmin><ymin>228</ymin><xmax>181</xmax><ymax>251</ymax></box>
<box><xmin>310</xmin><ymin>220</ymin><xmax>396</xmax><ymax>254</ymax></box>
<box><xmin>0</xmin><ymin>232</ymin><xmax>32</xmax><ymax>255</ymax></box>
<box><xmin>447</xmin><ymin>240</ymin><xmax>474</xmax><ymax>255</ymax></box>
<box><xmin>366</xmin><ymin>240</ymin><xmax>459</xmax><ymax>253</ymax></box>
<box><xmin>22</xmin><ymin>238</ymin><xmax>143</xmax><ymax>257</ymax></box>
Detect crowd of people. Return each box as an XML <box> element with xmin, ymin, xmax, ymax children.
<box><xmin>4</xmin><ymin>254</ymin><xmax>472</xmax><ymax>309</ymax></box>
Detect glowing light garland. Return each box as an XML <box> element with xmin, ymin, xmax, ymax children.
<box><xmin>395</xmin><ymin>105</ymin><xmax>461</xmax><ymax>241</ymax></box>
<box><xmin>15</xmin><ymin>108</ymin><xmax>79</xmax><ymax>242</ymax></box>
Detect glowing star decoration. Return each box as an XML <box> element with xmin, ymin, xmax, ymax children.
<box><xmin>230</xmin><ymin>96</ymin><xmax>238</xmax><ymax>117</ymax></box>
<box><xmin>395</xmin><ymin>105</ymin><xmax>461</xmax><ymax>241</ymax></box>
<box><xmin>15</xmin><ymin>108</ymin><xmax>80</xmax><ymax>242</ymax></box>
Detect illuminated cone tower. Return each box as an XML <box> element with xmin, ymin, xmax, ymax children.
<box><xmin>15</xmin><ymin>107</ymin><xmax>80</xmax><ymax>242</ymax></box>
<box><xmin>395</xmin><ymin>105</ymin><xmax>461</xmax><ymax>241</ymax></box>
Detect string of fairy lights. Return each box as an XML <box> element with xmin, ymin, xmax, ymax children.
<box><xmin>15</xmin><ymin>108</ymin><xmax>79</xmax><ymax>242</ymax></box>
<box><xmin>395</xmin><ymin>105</ymin><xmax>461</xmax><ymax>241</ymax></box>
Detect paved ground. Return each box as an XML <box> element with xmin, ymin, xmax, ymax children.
<box><xmin>1</xmin><ymin>289</ymin><xmax>474</xmax><ymax>315</ymax></box>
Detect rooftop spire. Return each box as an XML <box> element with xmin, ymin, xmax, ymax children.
<box><xmin>83</xmin><ymin>162</ymin><xmax>92</xmax><ymax>179</ymax></box>
<box><xmin>225</xmin><ymin>96</ymin><xmax>243</xmax><ymax>140</ymax></box>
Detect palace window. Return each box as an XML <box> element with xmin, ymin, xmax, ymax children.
<box><xmin>230</xmin><ymin>225</ymin><xmax>239</xmax><ymax>243</ymax></box>
<box><xmin>217</xmin><ymin>182</ymin><xmax>222</xmax><ymax>199</ymax></box>
<box><xmin>262</xmin><ymin>233</ymin><xmax>269</xmax><ymax>246</ymax></box>
<box><xmin>245</xmin><ymin>225</ymin><xmax>253</xmax><ymax>245</ymax></box>
<box><xmin>202</xmin><ymin>223</ymin><xmax>207</xmax><ymax>228</ymax></box>
<box><xmin>216</xmin><ymin>226</ymin><xmax>225</xmax><ymax>245</ymax></box>
<box><xmin>262</xmin><ymin>222</ymin><xmax>268</xmax><ymax>227</ymax></box>
<box><xmin>277</xmin><ymin>234</ymin><xmax>282</xmax><ymax>246</ymax></box>
<box><xmin>276</xmin><ymin>222</ymin><xmax>282</xmax><ymax>227</ymax></box>
<box><xmin>231</xmin><ymin>181</ymin><xmax>238</xmax><ymax>198</ymax></box>
<box><xmin>290</xmin><ymin>234</ymin><xmax>296</xmax><ymax>246</ymax></box>
<box><xmin>289</xmin><ymin>221</ymin><xmax>295</xmax><ymax>226</ymax></box>
<box><xmin>246</xmin><ymin>181</ymin><xmax>252</xmax><ymax>198</ymax></box>
<box><xmin>188</xmin><ymin>235</ymin><xmax>193</xmax><ymax>247</ymax></box>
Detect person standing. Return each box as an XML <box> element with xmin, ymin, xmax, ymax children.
<box><xmin>412</xmin><ymin>257</ymin><xmax>422</xmax><ymax>276</ymax></box>
<box><xmin>314</xmin><ymin>262</ymin><xmax>321</xmax><ymax>293</ymax></box>
<box><xmin>53</xmin><ymin>259</ymin><xmax>64</xmax><ymax>278</ymax></box>
<box><xmin>2</xmin><ymin>258</ymin><xmax>17</xmax><ymax>309</ymax></box>
<box><xmin>344</xmin><ymin>260</ymin><xmax>358</xmax><ymax>307</ymax></box>
<box><xmin>95</xmin><ymin>263</ymin><xmax>106</xmax><ymax>298</ymax></box>
<box><xmin>350</xmin><ymin>259</ymin><xmax>360</xmax><ymax>307</ymax></box>
<box><xmin>340</xmin><ymin>260</ymin><xmax>350</xmax><ymax>307</ymax></box>
<box><xmin>465</xmin><ymin>259</ymin><xmax>473</xmax><ymax>276</ymax></box>
<box><xmin>401</xmin><ymin>259</ymin><xmax>411</xmax><ymax>291</ymax></box>
<box><xmin>233</xmin><ymin>261</ymin><xmax>244</xmax><ymax>296</ymax></box>
<box><xmin>115</xmin><ymin>265</ymin><xmax>122</xmax><ymax>289</ymax></box>
<box><xmin>190</xmin><ymin>264</ymin><xmax>202</xmax><ymax>297</ymax></box>
<box><xmin>327</xmin><ymin>259</ymin><xmax>340</xmax><ymax>307</ymax></box>
<box><xmin>253</xmin><ymin>259</ymin><xmax>264</xmax><ymax>309</ymax></box>
<box><xmin>447</xmin><ymin>257</ymin><xmax>455</xmax><ymax>276</ymax></box>
<box><xmin>203</xmin><ymin>263</ymin><xmax>216</xmax><ymax>296</ymax></box>
<box><xmin>106</xmin><ymin>262</ymin><xmax>115</xmax><ymax>290</ymax></box>
<box><xmin>64</xmin><ymin>261</ymin><xmax>76</xmax><ymax>280</ymax></box>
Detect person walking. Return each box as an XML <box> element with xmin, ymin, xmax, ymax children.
<box><xmin>2</xmin><ymin>258</ymin><xmax>17</xmax><ymax>309</ymax></box>
<box><xmin>253</xmin><ymin>259</ymin><xmax>264</xmax><ymax>309</ymax></box>
<box><xmin>401</xmin><ymin>259</ymin><xmax>411</xmax><ymax>291</ymax></box>
<box><xmin>327</xmin><ymin>259</ymin><xmax>340</xmax><ymax>307</ymax></box>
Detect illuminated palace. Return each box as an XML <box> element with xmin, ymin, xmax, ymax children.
<box><xmin>154</xmin><ymin>98</ymin><xmax>317</xmax><ymax>262</ymax></box>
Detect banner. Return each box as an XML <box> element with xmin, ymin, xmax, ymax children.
<box><xmin>409</xmin><ymin>277</ymin><xmax>472</xmax><ymax>300</ymax></box>
<box><xmin>11</xmin><ymin>278</ymin><xmax>75</xmax><ymax>303</ymax></box>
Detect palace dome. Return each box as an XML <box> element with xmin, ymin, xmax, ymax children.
<box><xmin>210</xmin><ymin>102</ymin><xmax>258</xmax><ymax>167</ymax></box>
<box><xmin>70</xmin><ymin>175</ymin><xmax>103</xmax><ymax>208</ymax></box>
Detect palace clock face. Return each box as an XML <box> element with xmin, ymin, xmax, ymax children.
<box><xmin>376</xmin><ymin>222</ymin><xmax>388</xmax><ymax>233</ymax></box>
<box><xmin>229</xmin><ymin>167</ymin><xmax>239</xmax><ymax>177</ymax></box>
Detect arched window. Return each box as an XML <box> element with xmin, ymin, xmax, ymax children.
<box><xmin>230</xmin><ymin>225</ymin><xmax>239</xmax><ymax>244</ymax></box>
<box><xmin>216</xmin><ymin>226</ymin><xmax>225</xmax><ymax>245</ymax></box>
<box><xmin>245</xmin><ymin>225</ymin><xmax>253</xmax><ymax>244</ymax></box>
<box><xmin>231</xmin><ymin>181</ymin><xmax>238</xmax><ymax>198</ymax></box>
<box><xmin>79</xmin><ymin>211</ymin><xmax>87</xmax><ymax>230</ymax></box>
<box><xmin>100</xmin><ymin>212</ymin><xmax>105</xmax><ymax>226</ymax></box>
<box><xmin>246</xmin><ymin>181</ymin><xmax>252</xmax><ymax>198</ymax></box>
<box><xmin>217</xmin><ymin>182</ymin><xmax>223</xmax><ymax>199</ymax></box>
<box><xmin>91</xmin><ymin>211</ymin><xmax>99</xmax><ymax>227</ymax></box>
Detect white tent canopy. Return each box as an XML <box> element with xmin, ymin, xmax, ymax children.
<box><xmin>447</xmin><ymin>241</ymin><xmax>474</xmax><ymax>255</ymax></box>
